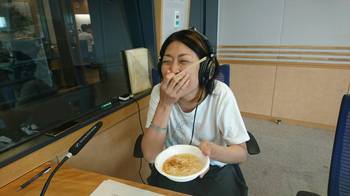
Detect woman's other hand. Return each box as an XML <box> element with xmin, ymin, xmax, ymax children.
<box><xmin>199</xmin><ymin>140</ymin><xmax>213</xmax><ymax>157</ymax></box>
<box><xmin>199</xmin><ymin>140</ymin><xmax>213</xmax><ymax>178</ymax></box>
<box><xmin>200</xmin><ymin>140</ymin><xmax>248</xmax><ymax>164</ymax></box>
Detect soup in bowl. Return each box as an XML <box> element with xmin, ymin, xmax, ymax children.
<box><xmin>155</xmin><ymin>145</ymin><xmax>210</xmax><ymax>182</ymax></box>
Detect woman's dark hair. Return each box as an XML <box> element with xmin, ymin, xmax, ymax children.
<box><xmin>158</xmin><ymin>29</ymin><xmax>219</xmax><ymax>94</ymax></box>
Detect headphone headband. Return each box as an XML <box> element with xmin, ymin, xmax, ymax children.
<box><xmin>189</xmin><ymin>27</ymin><xmax>214</xmax><ymax>56</ymax></box>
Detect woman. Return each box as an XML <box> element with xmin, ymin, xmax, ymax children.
<box><xmin>142</xmin><ymin>28</ymin><xmax>250</xmax><ymax>195</ymax></box>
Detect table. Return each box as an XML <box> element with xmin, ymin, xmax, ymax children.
<box><xmin>0</xmin><ymin>163</ymin><xmax>186</xmax><ymax>196</ymax></box>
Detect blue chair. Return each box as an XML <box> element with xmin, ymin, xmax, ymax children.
<box><xmin>151</xmin><ymin>68</ymin><xmax>160</xmax><ymax>86</ymax></box>
<box><xmin>216</xmin><ymin>64</ymin><xmax>230</xmax><ymax>86</ymax></box>
<box><xmin>297</xmin><ymin>94</ymin><xmax>350</xmax><ymax>196</ymax></box>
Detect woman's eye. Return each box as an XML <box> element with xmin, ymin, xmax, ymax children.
<box><xmin>180</xmin><ymin>60</ymin><xmax>191</xmax><ymax>65</ymax></box>
<box><xmin>162</xmin><ymin>60</ymin><xmax>171</xmax><ymax>64</ymax></box>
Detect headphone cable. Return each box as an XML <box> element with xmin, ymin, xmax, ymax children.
<box><xmin>189</xmin><ymin>89</ymin><xmax>204</xmax><ymax>145</ymax></box>
<box><xmin>131</xmin><ymin>97</ymin><xmax>144</xmax><ymax>134</ymax></box>
<box><xmin>130</xmin><ymin>97</ymin><xmax>146</xmax><ymax>184</ymax></box>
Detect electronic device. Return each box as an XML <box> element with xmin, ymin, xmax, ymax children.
<box><xmin>118</xmin><ymin>94</ymin><xmax>134</xmax><ymax>101</ymax></box>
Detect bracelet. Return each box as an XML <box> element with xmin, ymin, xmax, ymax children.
<box><xmin>150</xmin><ymin>122</ymin><xmax>167</xmax><ymax>133</ymax></box>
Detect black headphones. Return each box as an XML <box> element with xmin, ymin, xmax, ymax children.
<box><xmin>158</xmin><ymin>28</ymin><xmax>218</xmax><ymax>93</ymax></box>
<box><xmin>189</xmin><ymin>27</ymin><xmax>217</xmax><ymax>88</ymax></box>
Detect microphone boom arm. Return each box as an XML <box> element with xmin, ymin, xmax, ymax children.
<box><xmin>40</xmin><ymin>121</ymin><xmax>103</xmax><ymax>196</ymax></box>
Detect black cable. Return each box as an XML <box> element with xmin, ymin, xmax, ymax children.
<box><xmin>189</xmin><ymin>105</ymin><xmax>199</xmax><ymax>145</ymax></box>
<box><xmin>40</xmin><ymin>155</ymin><xmax>70</xmax><ymax>196</ymax></box>
<box><xmin>189</xmin><ymin>90</ymin><xmax>204</xmax><ymax>145</ymax></box>
<box><xmin>138</xmin><ymin>157</ymin><xmax>146</xmax><ymax>184</ymax></box>
<box><xmin>132</xmin><ymin>97</ymin><xmax>144</xmax><ymax>134</ymax></box>
<box><xmin>130</xmin><ymin>97</ymin><xmax>145</xmax><ymax>184</ymax></box>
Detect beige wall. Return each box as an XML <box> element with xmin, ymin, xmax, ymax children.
<box><xmin>230</xmin><ymin>64</ymin><xmax>276</xmax><ymax>116</ymax></box>
<box><xmin>223</xmin><ymin>59</ymin><xmax>350</xmax><ymax>129</ymax></box>
<box><xmin>216</xmin><ymin>1</ymin><xmax>350</xmax><ymax>129</ymax></box>
<box><xmin>272</xmin><ymin>66</ymin><xmax>350</xmax><ymax>126</ymax></box>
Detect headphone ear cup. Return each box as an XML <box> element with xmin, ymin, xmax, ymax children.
<box><xmin>199</xmin><ymin>57</ymin><xmax>216</xmax><ymax>86</ymax></box>
<box><xmin>207</xmin><ymin>59</ymin><xmax>216</xmax><ymax>81</ymax></box>
<box><xmin>198</xmin><ymin>59</ymin><xmax>208</xmax><ymax>86</ymax></box>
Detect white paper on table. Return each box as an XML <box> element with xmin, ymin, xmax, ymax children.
<box><xmin>90</xmin><ymin>179</ymin><xmax>164</xmax><ymax>196</ymax></box>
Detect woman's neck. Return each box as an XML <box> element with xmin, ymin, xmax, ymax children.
<box><xmin>178</xmin><ymin>88</ymin><xmax>204</xmax><ymax>112</ymax></box>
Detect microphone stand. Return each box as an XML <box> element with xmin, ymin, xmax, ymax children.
<box><xmin>40</xmin><ymin>153</ymin><xmax>71</xmax><ymax>196</ymax></box>
<box><xmin>40</xmin><ymin>121</ymin><xmax>103</xmax><ymax>196</ymax></box>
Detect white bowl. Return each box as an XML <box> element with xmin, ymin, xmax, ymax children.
<box><xmin>154</xmin><ymin>144</ymin><xmax>210</xmax><ymax>182</ymax></box>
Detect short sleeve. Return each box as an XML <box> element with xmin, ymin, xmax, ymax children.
<box><xmin>145</xmin><ymin>84</ymin><xmax>161</xmax><ymax>128</ymax></box>
<box><xmin>217</xmin><ymin>85</ymin><xmax>250</xmax><ymax>145</ymax></box>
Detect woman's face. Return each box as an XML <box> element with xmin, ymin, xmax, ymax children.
<box><xmin>161</xmin><ymin>41</ymin><xmax>200</xmax><ymax>97</ymax></box>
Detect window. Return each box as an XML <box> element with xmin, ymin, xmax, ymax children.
<box><xmin>0</xmin><ymin>0</ymin><xmax>155</xmax><ymax>155</ymax></box>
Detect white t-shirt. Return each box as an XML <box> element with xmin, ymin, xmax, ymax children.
<box><xmin>145</xmin><ymin>80</ymin><xmax>250</xmax><ymax>166</ymax></box>
<box><xmin>78</xmin><ymin>32</ymin><xmax>94</xmax><ymax>52</ymax></box>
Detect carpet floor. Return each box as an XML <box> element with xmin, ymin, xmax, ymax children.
<box><xmin>241</xmin><ymin>117</ymin><xmax>334</xmax><ymax>196</ymax></box>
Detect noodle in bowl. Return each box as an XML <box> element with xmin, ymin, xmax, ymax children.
<box><xmin>155</xmin><ymin>145</ymin><xmax>210</xmax><ymax>182</ymax></box>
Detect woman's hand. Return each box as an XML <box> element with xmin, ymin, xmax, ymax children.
<box><xmin>159</xmin><ymin>70</ymin><xmax>190</xmax><ymax>105</ymax></box>
<box><xmin>199</xmin><ymin>140</ymin><xmax>248</xmax><ymax>165</ymax></box>
<box><xmin>199</xmin><ymin>140</ymin><xmax>214</xmax><ymax>157</ymax></box>
<box><xmin>199</xmin><ymin>140</ymin><xmax>214</xmax><ymax>178</ymax></box>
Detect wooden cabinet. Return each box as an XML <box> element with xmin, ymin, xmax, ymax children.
<box><xmin>66</xmin><ymin>106</ymin><xmax>151</xmax><ymax>182</ymax></box>
<box><xmin>0</xmin><ymin>96</ymin><xmax>151</xmax><ymax>187</ymax></box>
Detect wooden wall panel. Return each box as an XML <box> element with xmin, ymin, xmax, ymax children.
<box><xmin>272</xmin><ymin>67</ymin><xmax>350</xmax><ymax>126</ymax></box>
<box><xmin>0</xmin><ymin>96</ymin><xmax>150</xmax><ymax>188</ymax></box>
<box><xmin>218</xmin><ymin>45</ymin><xmax>350</xmax><ymax>70</ymax></box>
<box><xmin>66</xmin><ymin>108</ymin><xmax>151</xmax><ymax>183</ymax></box>
<box><xmin>230</xmin><ymin>64</ymin><xmax>276</xmax><ymax>116</ymax></box>
<box><xmin>220</xmin><ymin>43</ymin><xmax>350</xmax><ymax>129</ymax></box>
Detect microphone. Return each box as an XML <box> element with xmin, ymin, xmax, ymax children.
<box><xmin>68</xmin><ymin>121</ymin><xmax>103</xmax><ymax>156</ymax></box>
<box><xmin>40</xmin><ymin>121</ymin><xmax>103</xmax><ymax>196</ymax></box>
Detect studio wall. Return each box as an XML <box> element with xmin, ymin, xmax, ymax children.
<box><xmin>217</xmin><ymin>0</ymin><xmax>350</xmax><ymax>128</ymax></box>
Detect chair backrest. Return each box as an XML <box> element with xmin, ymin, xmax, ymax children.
<box><xmin>151</xmin><ymin>68</ymin><xmax>160</xmax><ymax>86</ymax></box>
<box><xmin>216</xmin><ymin>64</ymin><xmax>230</xmax><ymax>86</ymax></box>
<box><xmin>328</xmin><ymin>94</ymin><xmax>350</xmax><ymax>196</ymax></box>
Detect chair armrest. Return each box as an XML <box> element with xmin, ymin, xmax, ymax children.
<box><xmin>247</xmin><ymin>131</ymin><xmax>261</xmax><ymax>155</ymax></box>
<box><xmin>133</xmin><ymin>134</ymin><xmax>144</xmax><ymax>158</ymax></box>
<box><xmin>296</xmin><ymin>191</ymin><xmax>321</xmax><ymax>196</ymax></box>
